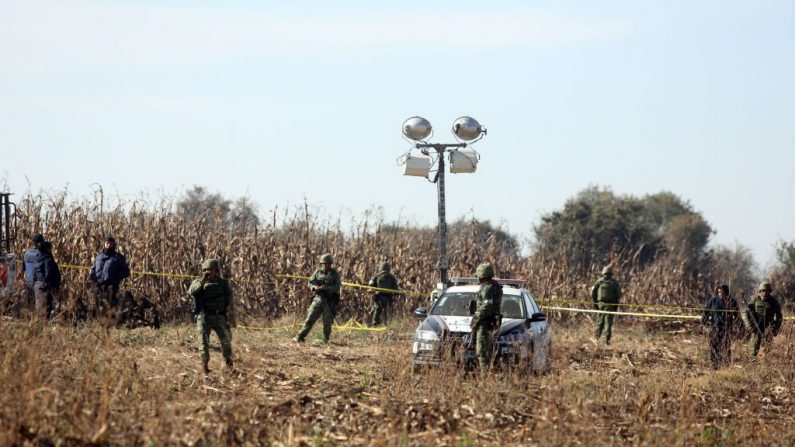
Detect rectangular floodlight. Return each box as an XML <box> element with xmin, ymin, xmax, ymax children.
<box><xmin>403</xmin><ymin>155</ymin><xmax>430</xmax><ymax>177</ymax></box>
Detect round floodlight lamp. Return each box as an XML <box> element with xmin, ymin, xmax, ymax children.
<box><xmin>402</xmin><ymin>116</ymin><xmax>432</xmax><ymax>141</ymax></box>
<box><xmin>452</xmin><ymin>116</ymin><xmax>483</xmax><ymax>141</ymax></box>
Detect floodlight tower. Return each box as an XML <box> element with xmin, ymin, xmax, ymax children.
<box><xmin>401</xmin><ymin>116</ymin><xmax>486</xmax><ymax>290</ymax></box>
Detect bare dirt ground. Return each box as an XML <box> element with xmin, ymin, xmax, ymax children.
<box><xmin>0</xmin><ymin>316</ymin><xmax>793</xmax><ymax>446</ymax></box>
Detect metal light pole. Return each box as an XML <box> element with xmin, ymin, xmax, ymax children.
<box><xmin>401</xmin><ymin>117</ymin><xmax>486</xmax><ymax>290</ymax></box>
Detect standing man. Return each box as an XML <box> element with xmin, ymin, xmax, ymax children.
<box><xmin>189</xmin><ymin>259</ymin><xmax>235</xmax><ymax>375</ymax></box>
<box><xmin>591</xmin><ymin>265</ymin><xmax>622</xmax><ymax>345</ymax></box>
<box><xmin>89</xmin><ymin>236</ymin><xmax>130</xmax><ymax>320</ymax></box>
<box><xmin>470</xmin><ymin>263</ymin><xmax>502</xmax><ymax>373</ymax></box>
<box><xmin>294</xmin><ymin>253</ymin><xmax>341</xmax><ymax>344</ymax></box>
<box><xmin>742</xmin><ymin>282</ymin><xmax>783</xmax><ymax>357</ymax></box>
<box><xmin>33</xmin><ymin>240</ymin><xmax>61</xmax><ymax>320</ymax></box>
<box><xmin>22</xmin><ymin>233</ymin><xmax>45</xmax><ymax>315</ymax></box>
<box><xmin>368</xmin><ymin>261</ymin><xmax>399</xmax><ymax>326</ymax></box>
<box><xmin>701</xmin><ymin>284</ymin><xmax>735</xmax><ymax>369</ymax></box>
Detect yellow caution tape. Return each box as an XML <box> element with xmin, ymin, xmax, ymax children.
<box><xmin>539</xmin><ymin>297</ymin><xmax>739</xmax><ymax>313</ymax></box>
<box><xmin>237</xmin><ymin>319</ymin><xmax>385</xmax><ymax>332</ymax></box>
<box><xmin>32</xmin><ymin>263</ymin><xmax>795</xmax><ymax>321</ymax></box>
<box><xmin>276</xmin><ymin>273</ymin><xmax>424</xmax><ymax>297</ymax></box>
<box><xmin>237</xmin><ymin>323</ymin><xmax>298</xmax><ymax>332</ymax></box>
<box><xmin>333</xmin><ymin>318</ymin><xmax>386</xmax><ymax>332</ymax></box>
<box><xmin>544</xmin><ymin>306</ymin><xmax>702</xmax><ymax>320</ymax></box>
<box><xmin>60</xmin><ymin>263</ymin><xmax>91</xmax><ymax>271</ymax></box>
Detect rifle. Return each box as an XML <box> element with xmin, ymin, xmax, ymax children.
<box><xmin>191</xmin><ymin>275</ymin><xmax>208</xmax><ymax>333</ymax></box>
<box><xmin>467</xmin><ymin>317</ymin><xmax>480</xmax><ymax>350</ymax></box>
<box><xmin>742</xmin><ymin>298</ymin><xmax>764</xmax><ymax>337</ymax></box>
<box><xmin>310</xmin><ymin>279</ymin><xmax>340</xmax><ymax>316</ymax></box>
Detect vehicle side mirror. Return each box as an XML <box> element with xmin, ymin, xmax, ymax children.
<box><xmin>414</xmin><ymin>307</ymin><xmax>428</xmax><ymax>317</ymax></box>
<box><xmin>528</xmin><ymin>312</ymin><xmax>546</xmax><ymax>323</ymax></box>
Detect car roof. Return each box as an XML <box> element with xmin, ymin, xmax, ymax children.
<box><xmin>450</xmin><ymin>277</ymin><xmax>527</xmax><ymax>288</ymax></box>
<box><xmin>442</xmin><ymin>284</ymin><xmax>525</xmax><ymax>295</ymax></box>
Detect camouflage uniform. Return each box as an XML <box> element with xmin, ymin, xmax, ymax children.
<box><xmin>471</xmin><ymin>263</ymin><xmax>502</xmax><ymax>373</ymax></box>
<box><xmin>189</xmin><ymin>259</ymin><xmax>235</xmax><ymax>373</ymax></box>
<box><xmin>591</xmin><ymin>266</ymin><xmax>622</xmax><ymax>344</ymax></box>
<box><xmin>295</xmin><ymin>254</ymin><xmax>341</xmax><ymax>343</ymax></box>
<box><xmin>368</xmin><ymin>262</ymin><xmax>399</xmax><ymax>326</ymax></box>
<box><xmin>743</xmin><ymin>282</ymin><xmax>783</xmax><ymax>357</ymax></box>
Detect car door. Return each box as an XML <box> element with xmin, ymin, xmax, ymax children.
<box><xmin>524</xmin><ymin>292</ymin><xmax>549</xmax><ymax>369</ymax></box>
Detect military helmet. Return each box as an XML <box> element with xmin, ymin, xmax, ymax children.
<box><xmin>758</xmin><ymin>282</ymin><xmax>772</xmax><ymax>292</ymax></box>
<box><xmin>380</xmin><ymin>261</ymin><xmax>390</xmax><ymax>272</ymax></box>
<box><xmin>602</xmin><ymin>265</ymin><xmax>613</xmax><ymax>275</ymax></box>
<box><xmin>319</xmin><ymin>253</ymin><xmax>333</xmax><ymax>264</ymax></box>
<box><xmin>476</xmin><ymin>263</ymin><xmax>495</xmax><ymax>279</ymax></box>
<box><xmin>202</xmin><ymin>259</ymin><xmax>220</xmax><ymax>271</ymax></box>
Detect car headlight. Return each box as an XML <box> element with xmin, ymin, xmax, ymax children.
<box><xmin>416</xmin><ymin>330</ymin><xmax>440</xmax><ymax>341</ymax></box>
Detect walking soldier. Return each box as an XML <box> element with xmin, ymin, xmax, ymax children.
<box><xmin>591</xmin><ymin>265</ymin><xmax>622</xmax><ymax>345</ymax></box>
<box><xmin>368</xmin><ymin>261</ymin><xmax>399</xmax><ymax>326</ymax></box>
<box><xmin>189</xmin><ymin>259</ymin><xmax>235</xmax><ymax>375</ymax></box>
<box><xmin>294</xmin><ymin>253</ymin><xmax>341</xmax><ymax>344</ymax></box>
<box><xmin>742</xmin><ymin>282</ymin><xmax>783</xmax><ymax>357</ymax></box>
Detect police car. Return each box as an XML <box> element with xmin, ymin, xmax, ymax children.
<box><xmin>412</xmin><ymin>278</ymin><xmax>552</xmax><ymax>373</ymax></box>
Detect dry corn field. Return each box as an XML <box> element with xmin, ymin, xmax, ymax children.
<box><xmin>2</xmin><ymin>191</ymin><xmax>794</xmax><ymax>445</ymax></box>
<box><xmin>3</xmin><ymin>191</ymin><xmax>747</xmax><ymax>323</ymax></box>
<box><xmin>0</xmin><ymin>318</ymin><xmax>793</xmax><ymax>446</ymax></box>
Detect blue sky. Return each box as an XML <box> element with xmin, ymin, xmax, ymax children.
<box><xmin>1</xmin><ymin>0</ymin><xmax>793</xmax><ymax>271</ymax></box>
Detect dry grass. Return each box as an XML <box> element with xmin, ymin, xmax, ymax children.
<box><xmin>4</xmin><ymin>190</ymin><xmax>792</xmax><ymax>445</ymax></box>
<box><xmin>1</xmin><ymin>317</ymin><xmax>792</xmax><ymax>446</ymax></box>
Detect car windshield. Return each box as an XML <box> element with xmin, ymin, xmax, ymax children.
<box><xmin>430</xmin><ymin>291</ymin><xmax>525</xmax><ymax>319</ymax></box>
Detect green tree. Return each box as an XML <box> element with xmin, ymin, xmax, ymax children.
<box><xmin>705</xmin><ymin>243</ymin><xmax>758</xmax><ymax>297</ymax></box>
<box><xmin>770</xmin><ymin>240</ymin><xmax>795</xmax><ymax>307</ymax></box>
<box><xmin>533</xmin><ymin>186</ymin><xmax>713</xmax><ymax>273</ymax></box>
<box><xmin>176</xmin><ymin>186</ymin><xmax>259</xmax><ymax>231</ymax></box>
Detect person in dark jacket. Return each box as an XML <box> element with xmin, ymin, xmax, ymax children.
<box><xmin>22</xmin><ymin>233</ymin><xmax>45</xmax><ymax>313</ymax></box>
<box><xmin>33</xmin><ymin>241</ymin><xmax>61</xmax><ymax>320</ymax></box>
<box><xmin>701</xmin><ymin>284</ymin><xmax>735</xmax><ymax>369</ymax></box>
<box><xmin>89</xmin><ymin>236</ymin><xmax>130</xmax><ymax>320</ymax></box>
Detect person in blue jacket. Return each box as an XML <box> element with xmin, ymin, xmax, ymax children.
<box><xmin>89</xmin><ymin>236</ymin><xmax>130</xmax><ymax>321</ymax></box>
<box><xmin>22</xmin><ymin>233</ymin><xmax>45</xmax><ymax>314</ymax></box>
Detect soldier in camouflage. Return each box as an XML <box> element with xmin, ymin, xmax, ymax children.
<box><xmin>470</xmin><ymin>263</ymin><xmax>502</xmax><ymax>373</ymax></box>
<box><xmin>742</xmin><ymin>282</ymin><xmax>783</xmax><ymax>357</ymax></box>
<box><xmin>189</xmin><ymin>259</ymin><xmax>236</xmax><ymax>375</ymax></box>
<box><xmin>368</xmin><ymin>261</ymin><xmax>399</xmax><ymax>326</ymax></box>
<box><xmin>294</xmin><ymin>253</ymin><xmax>341</xmax><ymax>344</ymax></box>
<box><xmin>591</xmin><ymin>265</ymin><xmax>622</xmax><ymax>345</ymax></box>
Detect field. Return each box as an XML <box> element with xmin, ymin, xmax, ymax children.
<box><xmin>1</xmin><ymin>316</ymin><xmax>792</xmax><ymax>446</ymax></box>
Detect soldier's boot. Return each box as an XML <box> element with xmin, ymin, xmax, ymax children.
<box><xmin>224</xmin><ymin>358</ymin><xmax>237</xmax><ymax>375</ymax></box>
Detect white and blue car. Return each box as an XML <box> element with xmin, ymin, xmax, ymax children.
<box><xmin>412</xmin><ymin>278</ymin><xmax>552</xmax><ymax>373</ymax></box>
